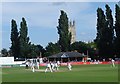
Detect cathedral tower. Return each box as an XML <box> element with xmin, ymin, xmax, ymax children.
<box><xmin>68</xmin><ymin>20</ymin><xmax>76</xmax><ymax>44</ymax></box>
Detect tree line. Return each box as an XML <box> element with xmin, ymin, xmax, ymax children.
<box><xmin>95</xmin><ymin>4</ymin><xmax>120</xmax><ymax>59</ymax></box>
<box><xmin>5</xmin><ymin>18</ymin><xmax>45</xmax><ymax>59</ymax></box>
<box><xmin>1</xmin><ymin>4</ymin><xmax>120</xmax><ymax>60</ymax></box>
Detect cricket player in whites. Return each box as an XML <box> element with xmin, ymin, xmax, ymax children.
<box><xmin>51</xmin><ymin>62</ymin><xmax>55</xmax><ymax>71</ymax></box>
<box><xmin>45</xmin><ymin>61</ymin><xmax>53</xmax><ymax>72</ymax></box>
<box><xmin>36</xmin><ymin>58</ymin><xmax>40</xmax><ymax>69</ymax></box>
<box><xmin>67</xmin><ymin>62</ymin><xmax>72</xmax><ymax>70</ymax></box>
<box><xmin>111</xmin><ymin>59</ymin><xmax>115</xmax><ymax>67</ymax></box>
<box><xmin>31</xmin><ymin>62</ymin><xmax>35</xmax><ymax>72</ymax></box>
<box><xmin>54</xmin><ymin>61</ymin><xmax>59</xmax><ymax>71</ymax></box>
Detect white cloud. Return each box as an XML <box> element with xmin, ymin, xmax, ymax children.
<box><xmin>2</xmin><ymin>2</ymin><xmax>93</xmax><ymax>29</ymax></box>
<box><xmin>2</xmin><ymin>2</ymin><xmax>96</xmax><ymax>49</ymax></box>
<box><xmin>80</xmin><ymin>32</ymin><xmax>87</xmax><ymax>35</ymax></box>
<box><xmin>2</xmin><ymin>3</ymin><xmax>56</xmax><ymax>28</ymax></box>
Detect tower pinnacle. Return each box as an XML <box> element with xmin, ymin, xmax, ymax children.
<box><xmin>68</xmin><ymin>20</ymin><xmax>76</xmax><ymax>44</ymax></box>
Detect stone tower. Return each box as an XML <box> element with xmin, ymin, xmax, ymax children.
<box><xmin>68</xmin><ymin>20</ymin><xmax>76</xmax><ymax>44</ymax></box>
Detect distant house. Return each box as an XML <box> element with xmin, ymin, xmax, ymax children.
<box><xmin>48</xmin><ymin>52</ymin><xmax>86</xmax><ymax>62</ymax></box>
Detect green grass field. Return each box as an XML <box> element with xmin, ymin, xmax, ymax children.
<box><xmin>1</xmin><ymin>64</ymin><xmax>118</xmax><ymax>82</ymax></box>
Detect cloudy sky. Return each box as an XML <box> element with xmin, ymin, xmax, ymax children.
<box><xmin>1</xmin><ymin>1</ymin><xmax>118</xmax><ymax>49</ymax></box>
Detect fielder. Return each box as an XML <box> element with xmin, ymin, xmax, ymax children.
<box><xmin>54</xmin><ymin>62</ymin><xmax>59</xmax><ymax>71</ymax></box>
<box><xmin>45</xmin><ymin>62</ymin><xmax>53</xmax><ymax>72</ymax></box>
<box><xmin>57</xmin><ymin>61</ymin><xmax>60</xmax><ymax>67</ymax></box>
<box><xmin>111</xmin><ymin>59</ymin><xmax>115</xmax><ymax>67</ymax></box>
<box><xmin>31</xmin><ymin>62</ymin><xmax>35</xmax><ymax>72</ymax></box>
<box><xmin>36</xmin><ymin>58</ymin><xmax>40</xmax><ymax>69</ymax></box>
<box><xmin>25</xmin><ymin>61</ymin><xmax>29</xmax><ymax>69</ymax></box>
<box><xmin>67</xmin><ymin>62</ymin><xmax>72</xmax><ymax>70</ymax></box>
<box><xmin>51</xmin><ymin>62</ymin><xmax>55</xmax><ymax>71</ymax></box>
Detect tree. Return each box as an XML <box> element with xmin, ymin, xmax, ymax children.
<box><xmin>70</xmin><ymin>41</ymin><xmax>88</xmax><ymax>54</ymax></box>
<box><xmin>105</xmin><ymin>4</ymin><xmax>114</xmax><ymax>58</ymax></box>
<box><xmin>36</xmin><ymin>45</ymin><xmax>46</xmax><ymax>57</ymax></box>
<box><xmin>10</xmin><ymin>19</ymin><xmax>19</xmax><ymax>58</ymax></box>
<box><xmin>1</xmin><ymin>48</ymin><xmax>8</xmax><ymax>57</ymax></box>
<box><xmin>70</xmin><ymin>41</ymin><xmax>97</xmax><ymax>59</ymax></box>
<box><xmin>19</xmin><ymin>17</ymin><xmax>30</xmax><ymax>58</ymax></box>
<box><xmin>114</xmin><ymin>4</ymin><xmax>120</xmax><ymax>57</ymax></box>
<box><xmin>57</xmin><ymin>10</ymin><xmax>71</xmax><ymax>52</ymax></box>
<box><xmin>87</xmin><ymin>42</ymin><xmax>98</xmax><ymax>60</ymax></box>
<box><xmin>95</xmin><ymin>5</ymin><xmax>114</xmax><ymax>59</ymax></box>
<box><xmin>45</xmin><ymin>42</ymin><xmax>60</xmax><ymax>56</ymax></box>
<box><xmin>27</xmin><ymin>44</ymin><xmax>39</xmax><ymax>58</ymax></box>
<box><xmin>8</xmin><ymin>49</ymin><xmax>12</xmax><ymax>57</ymax></box>
<box><xmin>95</xmin><ymin>7</ymin><xmax>107</xmax><ymax>59</ymax></box>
